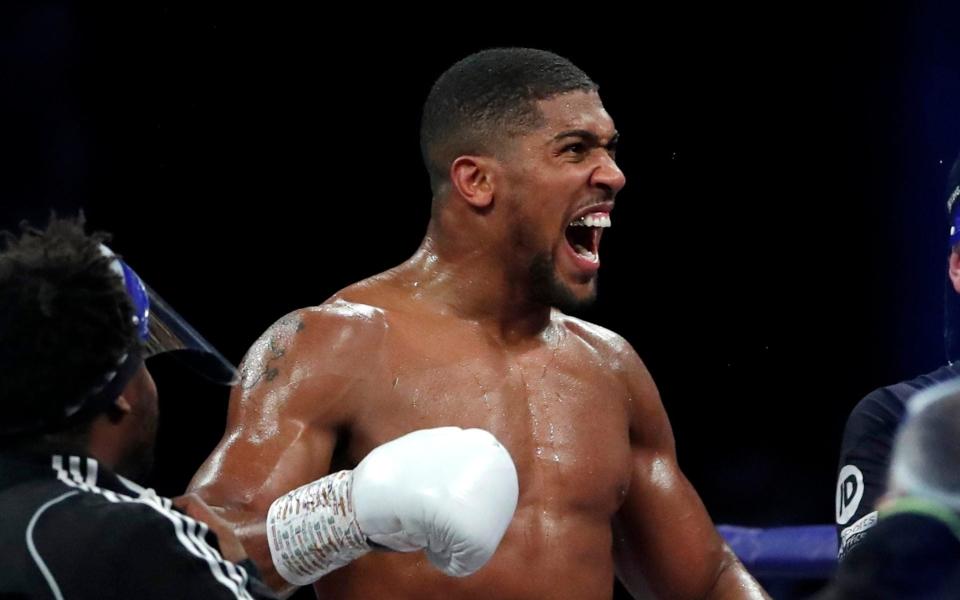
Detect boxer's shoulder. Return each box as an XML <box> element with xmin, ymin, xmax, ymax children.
<box><xmin>553</xmin><ymin>311</ymin><xmax>638</xmax><ymax>370</ymax></box>
<box><xmin>234</xmin><ymin>301</ymin><xmax>389</xmax><ymax>408</ymax></box>
<box><xmin>553</xmin><ymin>313</ymin><xmax>662</xmax><ymax>425</ymax></box>
<box><xmin>255</xmin><ymin>300</ymin><xmax>390</xmax><ymax>357</ymax></box>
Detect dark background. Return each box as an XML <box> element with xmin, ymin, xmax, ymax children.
<box><xmin>3</xmin><ymin>2</ymin><xmax>960</xmax><ymax>597</ymax></box>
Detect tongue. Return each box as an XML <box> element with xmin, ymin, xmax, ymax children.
<box><xmin>573</xmin><ymin>244</ymin><xmax>598</xmax><ymax>262</ymax></box>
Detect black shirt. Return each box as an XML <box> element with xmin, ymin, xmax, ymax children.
<box><xmin>834</xmin><ymin>363</ymin><xmax>960</xmax><ymax>558</ymax></box>
<box><xmin>0</xmin><ymin>451</ymin><xmax>277</xmax><ymax>599</ymax></box>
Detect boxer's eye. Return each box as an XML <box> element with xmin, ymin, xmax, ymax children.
<box><xmin>605</xmin><ymin>139</ymin><xmax>618</xmax><ymax>160</ymax></box>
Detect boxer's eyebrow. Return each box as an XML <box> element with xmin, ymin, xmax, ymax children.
<box><xmin>554</xmin><ymin>129</ymin><xmax>619</xmax><ymax>151</ymax></box>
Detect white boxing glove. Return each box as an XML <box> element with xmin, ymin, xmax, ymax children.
<box><xmin>353</xmin><ymin>427</ymin><xmax>519</xmax><ymax>576</ymax></box>
<box><xmin>266</xmin><ymin>427</ymin><xmax>518</xmax><ymax>586</ymax></box>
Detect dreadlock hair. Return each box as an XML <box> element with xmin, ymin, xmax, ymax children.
<box><xmin>0</xmin><ymin>215</ymin><xmax>138</xmax><ymax>440</ymax></box>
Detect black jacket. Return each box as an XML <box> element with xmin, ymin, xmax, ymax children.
<box><xmin>0</xmin><ymin>451</ymin><xmax>277</xmax><ymax>599</ymax></box>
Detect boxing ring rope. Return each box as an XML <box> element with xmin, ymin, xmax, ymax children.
<box><xmin>717</xmin><ymin>524</ymin><xmax>837</xmax><ymax>579</ymax></box>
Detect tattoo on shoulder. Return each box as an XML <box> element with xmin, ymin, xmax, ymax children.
<box><xmin>240</xmin><ymin>315</ymin><xmax>306</xmax><ymax>390</ymax></box>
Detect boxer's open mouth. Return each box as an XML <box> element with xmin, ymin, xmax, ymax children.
<box><xmin>565</xmin><ymin>212</ymin><xmax>610</xmax><ymax>263</ymax></box>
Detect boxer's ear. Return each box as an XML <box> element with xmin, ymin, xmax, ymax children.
<box><xmin>450</xmin><ymin>155</ymin><xmax>496</xmax><ymax>210</ymax></box>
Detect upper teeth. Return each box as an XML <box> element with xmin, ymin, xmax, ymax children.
<box><xmin>570</xmin><ymin>213</ymin><xmax>611</xmax><ymax>228</ymax></box>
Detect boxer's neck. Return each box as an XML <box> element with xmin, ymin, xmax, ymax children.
<box><xmin>400</xmin><ymin>235</ymin><xmax>553</xmax><ymax>342</ymax></box>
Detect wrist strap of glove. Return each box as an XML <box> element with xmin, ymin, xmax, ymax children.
<box><xmin>266</xmin><ymin>470</ymin><xmax>371</xmax><ymax>585</ymax></box>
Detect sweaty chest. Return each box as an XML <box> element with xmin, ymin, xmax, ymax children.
<box><xmin>345</xmin><ymin>327</ymin><xmax>634</xmax><ymax>517</ymax></box>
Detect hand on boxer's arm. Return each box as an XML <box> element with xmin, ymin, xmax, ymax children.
<box><xmin>266</xmin><ymin>427</ymin><xmax>519</xmax><ymax>586</ymax></box>
<box><xmin>174</xmin><ymin>493</ymin><xmax>249</xmax><ymax>564</ymax></box>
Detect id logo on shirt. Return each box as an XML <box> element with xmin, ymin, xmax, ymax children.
<box><xmin>835</xmin><ymin>464</ymin><xmax>864</xmax><ymax>525</ymax></box>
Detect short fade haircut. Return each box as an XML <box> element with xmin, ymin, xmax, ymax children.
<box><xmin>420</xmin><ymin>47</ymin><xmax>598</xmax><ymax>195</ymax></box>
<box><xmin>0</xmin><ymin>215</ymin><xmax>138</xmax><ymax>436</ymax></box>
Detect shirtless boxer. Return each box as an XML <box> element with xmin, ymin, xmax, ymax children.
<box><xmin>190</xmin><ymin>48</ymin><xmax>768</xmax><ymax>599</ymax></box>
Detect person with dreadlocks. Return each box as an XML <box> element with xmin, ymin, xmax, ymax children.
<box><xmin>0</xmin><ymin>215</ymin><xmax>277</xmax><ymax>599</ymax></box>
